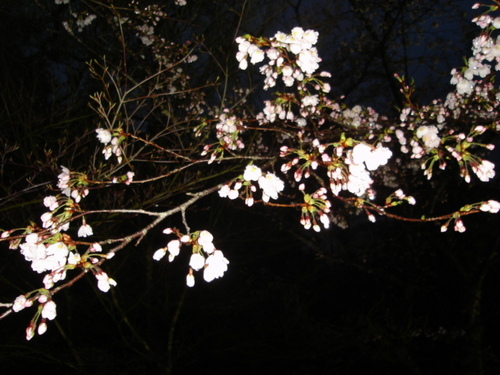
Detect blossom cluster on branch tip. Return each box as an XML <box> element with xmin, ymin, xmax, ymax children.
<box><xmin>214</xmin><ymin>110</ymin><xmax>246</xmax><ymax>151</ymax></box>
<box><xmin>94</xmin><ymin>271</ymin><xmax>117</xmax><ymax>293</ymax></box>
<box><xmin>218</xmin><ymin>164</ymin><xmax>285</xmax><ymax>206</ymax></box>
<box><xmin>480</xmin><ymin>200</ymin><xmax>500</xmax><ymax>213</ymax></box>
<box><xmin>13</xmin><ymin>293</ymin><xmax>58</xmax><ymax>340</ymax></box>
<box><xmin>236</xmin><ymin>27</ymin><xmax>322</xmax><ymax>89</ymax></box>
<box><xmin>96</xmin><ymin>128</ymin><xmax>124</xmax><ymax>164</ymax></box>
<box><xmin>300</xmin><ymin>186</ymin><xmax>331</xmax><ymax>232</ymax></box>
<box><xmin>3</xmin><ymin>161</ymin><xmax>118</xmax><ymax>339</ymax></box>
<box><xmin>153</xmin><ymin>229</ymin><xmax>229</xmax><ymax>287</ymax></box>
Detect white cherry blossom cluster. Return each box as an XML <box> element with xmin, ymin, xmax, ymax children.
<box><xmin>471</xmin><ymin>159</ymin><xmax>496</xmax><ymax>182</ymax></box>
<box><xmin>416</xmin><ymin>125</ymin><xmax>441</xmax><ymax>150</ymax></box>
<box><xmin>236</xmin><ymin>27</ymin><xmax>322</xmax><ymax>90</ymax></box>
<box><xmin>315</xmin><ymin>141</ymin><xmax>392</xmax><ymax>197</ymax></box>
<box><xmin>75</xmin><ymin>13</ymin><xmax>97</xmax><ymax>32</ymax></box>
<box><xmin>214</xmin><ymin>111</ymin><xmax>246</xmax><ymax>150</ymax></box>
<box><xmin>11</xmin><ymin>292</ymin><xmax>59</xmax><ymax>340</ymax></box>
<box><xmin>8</xmin><ymin>226</ymin><xmax>112</xmax><ymax>292</ymax></box>
<box><xmin>280</xmin><ymin>138</ymin><xmax>393</xmax><ymax>202</ymax></box>
<box><xmin>19</xmin><ymin>234</ymin><xmax>70</xmax><ymax>275</ymax></box>
<box><xmin>480</xmin><ymin>199</ymin><xmax>500</xmax><ymax>213</ymax></box>
<box><xmin>43</xmin><ymin>166</ymin><xmax>97</xmax><ymax>238</ymax></box>
<box><xmin>24</xmin><ymin>296</ymin><xmax>57</xmax><ymax>340</ymax></box>
<box><xmin>94</xmin><ymin>270</ymin><xmax>117</xmax><ymax>293</ymax></box>
<box><xmin>218</xmin><ymin>164</ymin><xmax>285</xmax><ymax>206</ymax></box>
<box><xmin>259</xmin><ymin>100</ymin><xmax>295</xmax><ymax>124</ymax></box>
<box><xmin>299</xmin><ymin>186</ymin><xmax>331</xmax><ymax>232</ymax></box>
<box><xmin>449</xmin><ymin>8</ymin><xmax>500</xmax><ymax>97</ymax></box>
<box><xmin>57</xmin><ymin>166</ymin><xmax>89</xmax><ymax>203</ymax></box>
<box><xmin>8</xmin><ymin>165</ymin><xmax>94</xmax><ymax>283</ymax></box>
<box><xmin>153</xmin><ymin>228</ymin><xmax>229</xmax><ymax>287</ymax></box>
<box><xmin>235</xmin><ymin>28</ymin><xmax>336</xmax><ymax>131</ymax></box>
<box><xmin>137</xmin><ymin>24</ymin><xmax>155</xmax><ymax>46</ymax></box>
<box><xmin>96</xmin><ymin>128</ymin><xmax>124</xmax><ymax>163</ymax></box>
<box><xmin>344</xmin><ymin>143</ymin><xmax>392</xmax><ymax>197</ymax></box>
<box><xmin>394</xmin><ymin>77</ymin><xmax>497</xmax><ymax>182</ymax></box>
<box><xmin>2</xmin><ymin>162</ymin><xmax>119</xmax><ymax>341</ymax></box>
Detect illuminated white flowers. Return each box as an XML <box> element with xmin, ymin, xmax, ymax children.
<box><xmin>189</xmin><ymin>253</ymin><xmax>205</xmax><ymax>271</ymax></box>
<box><xmin>243</xmin><ymin>164</ymin><xmax>262</xmax><ymax>181</ymax></box>
<box><xmin>41</xmin><ymin>300</ymin><xmax>57</xmax><ymax>320</ymax></box>
<box><xmin>167</xmin><ymin>239</ymin><xmax>181</xmax><ymax>262</ymax></box>
<box><xmin>96</xmin><ymin>128</ymin><xmax>112</xmax><ymax>145</ymax></box>
<box><xmin>153</xmin><ymin>248</ymin><xmax>166</xmax><ymax>261</ymax></box>
<box><xmin>416</xmin><ymin>125</ymin><xmax>441</xmax><ymax>150</ymax></box>
<box><xmin>203</xmin><ymin>250</ymin><xmax>229</xmax><ymax>282</ymax></box>
<box><xmin>215</xmin><ymin>112</ymin><xmax>245</xmax><ymax>150</ymax></box>
<box><xmin>296</xmin><ymin>48</ymin><xmax>320</xmax><ymax>75</ymax></box>
<box><xmin>235</xmin><ymin>37</ymin><xmax>265</xmax><ymax>70</ymax></box>
<box><xmin>154</xmin><ymin>229</ymin><xmax>229</xmax><ymax>287</ymax></box>
<box><xmin>20</xmin><ymin>236</ymin><xmax>69</xmax><ymax>274</ymax></box>
<box><xmin>186</xmin><ymin>272</ymin><xmax>195</xmax><ymax>287</ymax></box>
<box><xmin>258</xmin><ymin>173</ymin><xmax>285</xmax><ymax>202</ymax></box>
<box><xmin>43</xmin><ymin>196</ymin><xmax>59</xmax><ymax>211</ymax></box>
<box><xmin>198</xmin><ymin>230</ymin><xmax>215</xmax><ymax>254</ymax></box>
<box><xmin>12</xmin><ymin>295</ymin><xmax>32</xmax><ymax>313</ymax></box>
<box><xmin>218</xmin><ymin>184</ymin><xmax>239</xmax><ymax>200</ymax></box>
<box><xmin>472</xmin><ymin>159</ymin><xmax>496</xmax><ymax>182</ymax></box>
<box><xmin>95</xmin><ymin>271</ymin><xmax>117</xmax><ymax>293</ymax></box>
<box><xmin>351</xmin><ymin>143</ymin><xmax>392</xmax><ymax>171</ymax></box>
<box><xmin>78</xmin><ymin>223</ymin><xmax>93</xmax><ymax>237</ymax></box>
<box><xmin>480</xmin><ymin>200</ymin><xmax>500</xmax><ymax>213</ymax></box>
<box><xmin>235</xmin><ymin>27</ymin><xmax>322</xmax><ymax>82</ymax></box>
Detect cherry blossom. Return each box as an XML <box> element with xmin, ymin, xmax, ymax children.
<box><xmin>78</xmin><ymin>223</ymin><xmax>93</xmax><ymax>237</ymax></box>
<box><xmin>189</xmin><ymin>253</ymin><xmax>205</xmax><ymax>271</ymax></box>
<box><xmin>480</xmin><ymin>200</ymin><xmax>500</xmax><ymax>213</ymax></box>
<box><xmin>258</xmin><ymin>173</ymin><xmax>285</xmax><ymax>202</ymax></box>
<box><xmin>243</xmin><ymin>164</ymin><xmax>262</xmax><ymax>181</ymax></box>
<box><xmin>416</xmin><ymin>125</ymin><xmax>441</xmax><ymax>149</ymax></box>
<box><xmin>167</xmin><ymin>239</ymin><xmax>181</xmax><ymax>262</ymax></box>
<box><xmin>186</xmin><ymin>272</ymin><xmax>195</xmax><ymax>287</ymax></box>
<box><xmin>41</xmin><ymin>300</ymin><xmax>57</xmax><ymax>320</ymax></box>
<box><xmin>95</xmin><ymin>128</ymin><xmax>112</xmax><ymax>145</ymax></box>
<box><xmin>95</xmin><ymin>271</ymin><xmax>117</xmax><ymax>293</ymax></box>
<box><xmin>203</xmin><ymin>250</ymin><xmax>229</xmax><ymax>282</ymax></box>
<box><xmin>12</xmin><ymin>295</ymin><xmax>32</xmax><ymax>313</ymax></box>
<box><xmin>198</xmin><ymin>230</ymin><xmax>215</xmax><ymax>254</ymax></box>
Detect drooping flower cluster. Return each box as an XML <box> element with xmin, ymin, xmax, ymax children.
<box><xmin>96</xmin><ymin>128</ymin><xmax>124</xmax><ymax>163</ymax></box>
<box><xmin>20</xmin><ymin>235</ymin><xmax>69</xmax><ymax>274</ymax></box>
<box><xmin>446</xmin><ymin>8</ymin><xmax>500</xmax><ymax>99</ymax></box>
<box><xmin>214</xmin><ymin>111</ymin><xmax>246</xmax><ymax>151</ymax></box>
<box><xmin>153</xmin><ymin>229</ymin><xmax>229</xmax><ymax>287</ymax></box>
<box><xmin>219</xmin><ymin>164</ymin><xmax>285</xmax><ymax>206</ymax></box>
<box><xmin>11</xmin><ymin>291</ymin><xmax>59</xmax><ymax>340</ymax></box>
<box><xmin>3</xmin><ymin>161</ymin><xmax>119</xmax><ymax>340</ymax></box>
<box><xmin>416</xmin><ymin>125</ymin><xmax>441</xmax><ymax>150</ymax></box>
<box><xmin>299</xmin><ymin>186</ymin><xmax>331</xmax><ymax>232</ymax></box>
